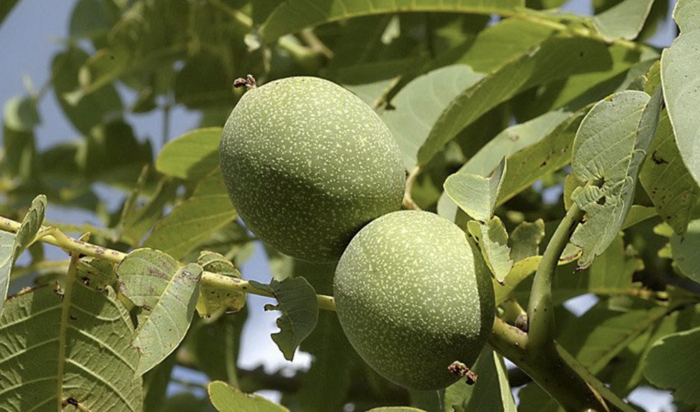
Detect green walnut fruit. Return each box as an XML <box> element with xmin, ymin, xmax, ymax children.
<box><xmin>220</xmin><ymin>76</ymin><xmax>406</xmax><ymax>262</ymax></box>
<box><xmin>334</xmin><ymin>210</ymin><xmax>495</xmax><ymax>390</ymax></box>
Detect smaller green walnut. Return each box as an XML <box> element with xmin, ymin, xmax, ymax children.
<box><xmin>334</xmin><ymin>211</ymin><xmax>495</xmax><ymax>390</ymax></box>
<box><xmin>220</xmin><ymin>76</ymin><xmax>405</xmax><ymax>262</ymax></box>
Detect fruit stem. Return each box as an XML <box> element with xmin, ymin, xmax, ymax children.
<box><xmin>233</xmin><ymin>74</ymin><xmax>257</xmax><ymax>90</ymax></box>
<box><xmin>0</xmin><ymin>214</ymin><xmax>336</xmax><ymax>312</ymax></box>
<box><xmin>527</xmin><ymin>202</ymin><xmax>584</xmax><ymax>350</ymax></box>
<box><xmin>489</xmin><ymin>318</ymin><xmax>635</xmax><ymax>412</ymax></box>
<box><xmin>403</xmin><ymin>166</ymin><xmax>422</xmax><ymax>211</ymax></box>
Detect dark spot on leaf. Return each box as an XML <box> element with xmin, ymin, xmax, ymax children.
<box><xmin>540</xmin><ymin>161</ymin><xmax>547</xmax><ymax>167</ymax></box>
<box><xmin>597</xmin><ymin>196</ymin><xmax>606</xmax><ymax>206</ymax></box>
<box><xmin>579</xmin><ymin>51</ymin><xmax>584</xmax><ymax>57</ymax></box>
<box><xmin>66</xmin><ymin>397</ymin><xmax>79</xmax><ymax>407</ymax></box>
<box><xmin>110</xmin><ymin>55</ymin><xmax>115</xmax><ymax>60</ymax></box>
<box><xmin>384</xmin><ymin>102</ymin><xmax>396</xmax><ymax>111</ymax></box>
<box><xmin>652</xmin><ymin>150</ymin><xmax>668</xmax><ymax>165</ymax></box>
<box><xmin>70</xmin><ymin>315</ymin><xmax>77</xmax><ymax>320</ymax></box>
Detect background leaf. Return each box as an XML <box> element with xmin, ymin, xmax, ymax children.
<box><xmin>670</xmin><ymin>219</ymin><xmax>700</xmax><ymax>284</ymax></box>
<box><xmin>208</xmin><ymin>381</ymin><xmax>290</xmax><ymax>412</ymax></box>
<box><xmin>260</xmin><ymin>0</ymin><xmax>525</xmax><ymax>42</ymax></box>
<box><xmin>12</xmin><ymin>194</ymin><xmax>46</xmax><ymax>264</ymax></box>
<box><xmin>117</xmin><ymin>248</ymin><xmax>203</xmax><ymax>375</ymax></box>
<box><xmin>644</xmin><ymin>326</ymin><xmax>700</xmax><ymax>407</ymax></box>
<box><xmin>382</xmin><ymin>65</ymin><xmax>482</xmax><ymax>170</ymax></box>
<box><xmin>593</xmin><ymin>0</ymin><xmax>655</xmax><ymax>41</ymax></box>
<box><xmin>467</xmin><ymin>217</ymin><xmax>513</xmax><ymax>284</ymax></box>
<box><xmin>156</xmin><ymin>128</ymin><xmax>222</xmax><ymax>180</ymax></box>
<box><xmin>249</xmin><ymin>277</ymin><xmax>319</xmax><ymax>361</ymax></box>
<box><xmin>639</xmin><ymin>110</ymin><xmax>700</xmax><ymax>237</ymax></box>
<box><xmin>419</xmin><ymin>36</ymin><xmax>611</xmax><ymax>165</ymax></box>
<box><xmin>143</xmin><ymin>170</ymin><xmax>237</xmax><ymax>260</ymax></box>
<box><xmin>0</xmin><ymin>231</ymin><xmax>16</xmax><ymax>315</ymax></box>
<box><xmin>661</xmin><ymin>0</ymin><xmax>700</xmax><ymax>187</ymax></box>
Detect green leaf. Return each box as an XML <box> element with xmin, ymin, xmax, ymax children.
<box><xmin>12</xmin><ymin>194</ymin><xmax>46</xmax><ymax>265</ymax></box>
<box><xmin>195</xmin><ymin>251</ymin><xmax>246</xmax><ymax>318</ymax></box>
<box><xmin>661</xmin><ymin>0</ymin><xmax>700</xmax><ymax>187</ymax></box>
<box><xmin>366</xmin><ymin>408</ymin><xmax>428</xmax><ymax>412</ymax></box>
<box><xmin>510</xmin><ymin>219</ymin><xmax>545</xmax><ymax>262</ymax></box>
<box><xmin>494</xmin><ymin>255</ymin><xmax>541</xmax><ymax>305</ymax></box>
<box><xmin>0</xmin><ymin>231</ymin><xmax>16</xmax><ymax>316</ymax></box>
<box><xmin>188</xmin><ymin>313</ymin><xmax>247</xmax><ymax>385</ymax></box>
<box><xmin>467</xmin><ymin>216</ymin><xmax>512</xmax><ymax>284</ymax></box>
<box><xmin>419</xmin><ymin>36</ymin><xmax>610</xmax><ymax>165</ymax></box>
<box><xmin>0</xmin><ymin>282</ymin><xmax>141</xmax><ymax>410</ymax></box>
<box><xmin>445</xmin><ymin>158</ymin><xmax>505</xmax><ymax>222</ymax></box>
<box><xmin>2</xmin><ymin>95</ymin><xmax>40</xmax><ymax>181</ymax></box>
<box><xmin>669</xmin><ymin>219</ymin><xmax>700</xmax><ymax>284</ymax></box>
<box><xmin>77</xmin><ymin>120</ymin><xmax>153</xmax><ymax>186</ymax></box>
<box><xmin>443</xmin><ymin>348</ymin><xmax>516</xmax><ymax>412</ymax></box>
<box><xmin>51</xmin><ymin>47</ymin><xmax>123</xmax><ymax>135</ymax></box>
<box><xmin>259</xmin><ymin>0</ymin><xmax>525</xmax><ymax>42</ymax></box>
<box><xmin>570</xmin><ymin>88</ymin><xmax>663</xmax><ymax>269</ymax></box>
<box><xmin>639</xmin><ymin>110</ymin><xmax>699</xmax><ymax>237</ymax></box>
<box><xmin>156</xmin><ymin>128</ymin><xmax>222</xmax><ymax>181</ymax></box>
<box><xmin>592</xmin><ymin>0</ymin><xmax>655</xmax><ymax>41</ymax></box>
<box><xmin>644</xmin><ymin>326</ymin><xmax>700</xmax><ymax>406</ymax></box>
<box><xmin>143</xmin><ymin>170</ymin><xmax>237</xmax><ymax>260</ymax></box>
<box><xmin>249</xmin><ymin>277</ymin><xmax>319</xmax><ymax>361</ymax></box>
<box><xmin>76</xmin><ymin>256</ymin><xmax>116</xmax><ymax>292</ymax></box>
<box><xmin>298</xmin><ymin>311</ymin><xmax>355</xmax><ymax>412</ymax></box>
<box><xmin>117</xmin><ymin>248</ymin><xmax>203</xmax><ymax>375</ymax></box>
<box><xmin>558</xmin><ymin>301</ymin><xmax>671</xmax><ymax>375</ymax></box>
<box><xmin>175</xmin><ymin>55</ymin><xmax>236</xmax><ymax>108</ymax></box>
<box><xmin>120</xmin><ymin>176</ymin><xmax>177</xmax><ymax>246</ymax></box>
<box><xmin>208</xmin><ymin>381</ymin><xmax>290</xmax><ymax>412</ymax></box>
<box><xmin>69</xmin><ymin>0</ymin><xmax>112</xmax><ymax>41</ymax></box>
<box><xmin>382</xmin><ymin>65</ymin><xmax>483</xmax><ymax>170</ymax></box>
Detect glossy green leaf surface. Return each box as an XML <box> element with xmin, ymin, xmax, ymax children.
<box><xmin>0</xmin><ymin>283</ymin><xmax>141</xmax><ymax>411</ymax></box>
<box><xmin>156</xmin><ymin>128</ymin><xmax>222</xmax><ymax>181</ymax></box>
<box><xmin>644</xmin><ymin>326</ymin><xmax>700</xmax><ymax>406</ymax></box>
<box><xmin>260</xmin><ymin>0</ymin><xmax>525</xmax><ymax>42</ymax></box>
<box><xmin>661</xmin><ymin>0</ymin><xmax>700</xmax><ymax>187</ymax></box>
<box><xmin>208</xmin><ymin>381</ymin><xmax>290</xmax><ymax>412</ymax></box>
<box><xmin>117</xmin><ymin>248</ymin><xmax>202</xmax><ymax>375</ymax></box>
<box><xmin>593</xmin><ymin>0</ymin><xmax>655</xmax><ymax>41</ymax></box>
<box><xmin>382</xmin><ymin>65</ymin><xmax>482</xmax><ymax>170</ymax></box>
<box><xmin>249</xmin><ymin>277</ymin><xmax>319</xmax><ymax>361</ymax></box>
<box><xmin>570</xmin><ymin>89</ymin><xmax>662</xmax><ymax>268</ymax></box>
<box><xmin>143</xmin><ymin>170</ymin><xmax>237</xmax><ymax>260</ymax></box>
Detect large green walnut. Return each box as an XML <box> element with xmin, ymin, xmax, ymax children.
<box><xmin>220</xmin><ymin>77</ymin><xmax>406</xmax><ymax>262</ymax></box>
<box><xmin>334</xmin><ymin>210</ymin><xmax>495</xmax><ymax>390</ymax></box>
